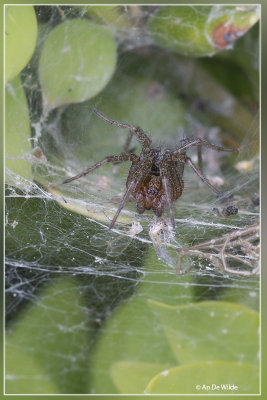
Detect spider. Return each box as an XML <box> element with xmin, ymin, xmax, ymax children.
<box><xmin>63</xmin><ymin>108</ymin><xmax>238</xmax><ymax>229</ymax></box>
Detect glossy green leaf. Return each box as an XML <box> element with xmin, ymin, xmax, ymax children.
<box><xmin>89</xmin><ymin>249</ymin><xmax>195</xmax><ymax>394</ymax></box>
<box><xmin>5</xmin><ymin>5</ymin><xmax>38</xmax><ymax>83</ymax></box>
<box><xmin>5</xmin><ymin>277</ymin><xmax>91</xmax><ymax>394</ymax></box>
<box><xmin>89</xmin><ymin>294</ymin><xmax>176</xmax><ymax>394</ymax></box>
<box><xmin>145</xmin><ymin>361</ymin><xmax>259</xmax><ymax>394</ymax></box>
<box><xmin>111</xmin><ymin>361</ymin><xmax>169</xmax><ymax>394</ymax></box>
<box><xmin>148</xmin><ymin>6</ymin><xmax>259</xmax><ymax>57</ymax></box>
<box><xmin>148</xmin><ymin>300</ymin><xmax>259</xmax><ymax>365</ymax></box>
<box><xmin>39</xmin><ymin>18</ymin><xmax>117</xmax><ymax>112</ymax></box>
<box><xmin>5</xmin><ymin>76</ymin><xmax>32</xmax><ymax>183</ymax></box>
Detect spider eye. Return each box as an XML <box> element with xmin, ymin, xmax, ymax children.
<box><xmin>147</xmin><ymin>188</ymin><xmax>158</xmax><ymax>195</ymax></box>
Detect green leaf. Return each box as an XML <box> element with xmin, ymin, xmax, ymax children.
<box><xmin>148</xmin><ymin>6</ymin><xmax>259</xmax><ymax>57</ymax></box>
<box><xmin>80</xmin><ymin>5</ymin><xmax>131</xmax><ymax>30</ymax></box>
<box><xmin>39</xmin><ymin>18</ymin><xmax>117</xmax><ymax>112</ymax></box>
<box><xmin>89</xmin><ymin>249</ymin><xmax>195</xmax><ymax>394</ymax></box>
<box><xmin>148</xmin><ymin>300</ymin><xmax>259</xmax><ymax>365</ymax></box>
<box><xmin>111</xmin><ymin>361</ymin><xmax>169</xmax><ymax>394</ymax></box>
<box><xmin>5</xmin><ymin>346</ymin><xmax>58</xmax><ymax>394</ymax></box>
<box><xmin>145</xmin><ymin>361</ymin><xmax>259</xmax><ymax>394</ymax></box>
<box><xmin>5</xmin><ymin>5</ymin><xmax>38</xmax><ymax>83</ymax></box>
<box><xmin>5</xmin><ymin>76</ymin><xmax>32</xmax><ymax>183</ymax></box>
<box><xmin>89</xmin><ymin>295</ymin><xmax>176</xmax><ymax>394</ymax></box>
<box><xmin>6</xmin><ymin>277</ymin><xmax>91</xmax><ymax>394</ymax></box>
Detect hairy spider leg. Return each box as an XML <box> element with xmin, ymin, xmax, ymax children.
<box><xmin>109</xmin><ymin>182</ymin><xmax>134</xmax><ymax>229</ymax></box>
<box><xmin>171</xmin><ymin>138</ymin><xmax>238</xmax><ymax>197</ymax></box>
<box><xmin>162</xmin><ymin>175</ymin><xmax>175</xmax><ymax>228</ymax></box>
<box><xmin>185</xmin><ymin>157</ymin><xmax>221</xmax><ymax>195</ymax></box>
<box><xmin>123</xmin><ymin>131</ymin><xmax>134</xmax><ymax>153</ymax></box>
<box><xmin>92</xmin><ymin>108</ymin><xmax>152</xmax><ymax>148</ymax></box>
<box><xmin>173</xmin><ymin>137</ymin><xmax>238</xmax><ymax>155</ymax></box>
<box><xmin>110</xmin><ymin>158</ymin><xmax>153</xmax><ymax>229</ymax></box>
<box><xmin>62</xmin><ymin>154</ymin><xmax>138</xmax><ymax>184</ymax></box>
<box><xmin>158</xmin><ymin>161</ymin><xmax>176</xmax><ymax>228</ymax></box>
<box><xmin>197</xmin><ymin>145</ymin><xmax>203</xmax><ymax>173</ymax></box>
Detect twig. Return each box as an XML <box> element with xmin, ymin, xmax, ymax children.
<box><xmin>177</xmin><ymin>223</ymin><xmax>259</xmax><ymax>276</ymax></box>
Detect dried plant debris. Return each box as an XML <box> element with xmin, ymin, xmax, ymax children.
<box><xmin>177</xmin><ymin>223</ymin><xmax>259</xmax><ymax>276</ymax></box>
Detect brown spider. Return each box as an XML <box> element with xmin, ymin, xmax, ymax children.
<box><xmin>63</xmin><ymin>108</ymin><xmax>238</xmax><ymax>229</ymax></box>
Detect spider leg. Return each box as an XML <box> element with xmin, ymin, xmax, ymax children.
<box><xmin>162</xmin><ymin>176</ymin><xmax>175</xmax><ymax>228</ymax></box>
<box><xmin>173</xmin><ymin>137</ymin><xmax>238</xmax><ymax>155</ymax></box>
<box><xmin>93</xmin><ymin>108</ymin><xmax>151</xmax><ymax>148</ymax></box>
<box><xmin>159</xmin><ymin>163</ymin><xmax>175</xmax><ymax>228</ymax></box>
<box><xmin>185</xmin><ymin>157</ymin><xmax>221</xmax><ymax>195</ymax></box>
<box><xmin>197</xmin><ymin>145</ymin><xmax>203</xmax><ymax>173</ymax></box>
<box><xmin>123</xmin><ymin>131</ymin><xmax>134</xmax><ymax>153</ymax></box>
<box><xmin>62</xmin><ymin>154</ymin><xmax>138</xmax><ymax>184</ymax></box>
<box><xmin>109</xmin><ymin>159</ymin><xmax>153</xmax><ymax>229</ymax></box>
<box><xmin>109</xmin><ymin>183</ymin><xmax>134</xmax><ymax>229</ymax></box>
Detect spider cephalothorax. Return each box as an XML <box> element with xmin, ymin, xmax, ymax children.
<box><xmin>63</xmin><ymin>108</ymin><xmax>238</xmax><ymax>229</ymax></box>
